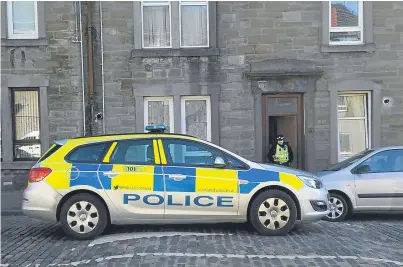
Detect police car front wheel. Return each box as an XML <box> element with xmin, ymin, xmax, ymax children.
<box><xmin>248</xmin><ymin>189</ymin><xmax>297</xmax><ymax>236</ymax></box>
<box><xmin>60</xmin><ymin>193</ymin><xmax>108</xmax><ymax>240</ymax></box>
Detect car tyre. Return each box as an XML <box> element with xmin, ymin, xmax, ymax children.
<box><xmin>323</xmin><ymin>192</ymin><xmax>349</xmax><ymax>222</ymax></box>
<box><xmin>60</xmin><ymin>193</ymin><xmax>108</xmax><ymax>240</ymax></box>
<box><xmin>248</xmin><ymin>189</ymin><xmax>297</xmax><ymax>236</ymax></box>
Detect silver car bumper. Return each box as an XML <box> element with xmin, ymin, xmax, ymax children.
<box><xmin>297</xmin><ymin>187</ymin><xmax>329</xmax><ymax>222</ymax></box>
<box><xmin>22</xmin><ymin>181</ymin><xmax>61</xmax><ymax>222</ymax></box>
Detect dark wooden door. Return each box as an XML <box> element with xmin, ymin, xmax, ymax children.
<box><xmin>263</xmin><ymin>94</ymin><xmax>304</xmax><ymax>169</ymax></box>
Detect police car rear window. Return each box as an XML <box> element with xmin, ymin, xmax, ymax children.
<box><xmin>37</xmin><ymin>144</ymin><xmax>62</xmax><ymax>162</ymax></box>
<box><xmin>66</xmin><ymin>142</ymin><xmax>110</xmax><ymax>163</ymax></box>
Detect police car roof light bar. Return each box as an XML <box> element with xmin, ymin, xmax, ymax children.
<box><xmin>145</xmin><ymin>125</ymin><xmax>167</xmax><ymax>133</ymax></box>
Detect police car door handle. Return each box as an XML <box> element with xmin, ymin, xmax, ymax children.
<box><xmin>168</xmin><ymin>174</ymin><xmax>186</xmax><ymax>181</ymax></box>
<box><xmin>104</xmin><ymin>171</ymin><xmax>118</xmax><ymax>178</ymax></box>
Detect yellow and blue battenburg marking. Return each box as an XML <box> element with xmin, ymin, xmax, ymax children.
<box><xmin>237</xmin><ymin>168</ymin><xmax>304</xmax><ymax>193</ymax></box>
<box><xmin>70</xmin><ymin>164</ymin><xmax>103</xmax><ymax>189</ymax></box>
<box><xmin>98</xmin><ymin>164</ymin><xmax>165</xmax><ymax>191</ymax></box>
<box><xmin>41</xmin><ymin>162</ymin><xmax>303</xmax><ymax>194</ymax></box>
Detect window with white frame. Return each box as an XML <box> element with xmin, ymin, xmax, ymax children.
<box><xmin>142</xmin><ymin>1</ymin><xmax>171</xmax><ymax>48</ymax></box>
<box><xmin>337</xmin><ymin>93</ymin><xmax>370</xmax><ymax>161</ymax></box>
<box><xmin>180</xmin><ymin>1</ymin><xmax>208</xmax><ymax>47</ymax></box>
<box><xmin>181</xmin><ymin>96</ymin><xmax>211</xmax><ymax>141</ymax></box>
<box><xmin>7</xmin><ymin>1</ymin><xmax>38</xmax><ymax>39</ymax></box>
<box><xmin>144</xmin><ymin>97</ymin><xmax>174</xmax><ymax>132</ymax></box>
<box><xmin>329</xmin><ymin>1</ymin><xmax>363</xmax><ymax>45</ymax></box>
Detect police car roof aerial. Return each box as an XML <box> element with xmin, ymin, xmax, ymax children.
<box><xmin>145</xmin><ymin>125</ymin><xmax>167</xmax><ymax>133</ymax></box>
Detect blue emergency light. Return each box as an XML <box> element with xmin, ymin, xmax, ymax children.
<box><xmin>145</xmin><ymin>125</ymin><xmax>167</xmax><ymax>133</ymax></box>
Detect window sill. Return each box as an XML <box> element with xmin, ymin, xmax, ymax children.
<box><xmin>1</xmin><ymin>161</ymin><xmax>36</xmax><ymax>170</ymax></box>
<box><xmin>1</xmin><ymin>38</ymin><xmax>48</xmax><ymax>47</ymax></box>
<box><xmin>131</xmin><ymin>48</ymin><xmax>219</xmax><ymax>58</ymax></box>
<box><xmin>321</xmin><ymin>43</ymin><xmax>375</xmax><ymax>53</ymax></box>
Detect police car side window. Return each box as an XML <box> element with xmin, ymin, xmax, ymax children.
<box><xmin>67</xmin><ymin>143</ymin><xmax>109</xmax><ymax>163</ymax></box>
<box><xmin>110</xmin><ymin>139</ymin><xmax>154</xmax><ymax>165</ymax></box>
<box><xmin>163</xmin><ymin>139</ymin><xmax>223</xmax><ymax>167</ymax></box>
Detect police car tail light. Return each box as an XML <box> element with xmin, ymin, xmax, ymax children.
<box><xmin>29</xmin><ymin>167</ymin><xmax>52</xmax><ymax>183</ymax></box>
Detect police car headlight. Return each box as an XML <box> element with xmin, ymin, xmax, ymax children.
<box><xmin>298</xmin><ymin>175</ymin><xmax>322</xmax><ymax>189</ymax></box>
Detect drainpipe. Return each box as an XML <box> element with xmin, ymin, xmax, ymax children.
<box><xmin>99</xmin><ymin>1</ymin><xmax>106</xmax><ymax>135</ymax></box>
<box><xmin>73</xmin><ymin>1</ymin><xmax>86</xmax><ymax>136</ymax></box>
<box><xmin>86</xmin><ymin>1</ymin><xmax>94</xmax><ymax>136</ymax></box>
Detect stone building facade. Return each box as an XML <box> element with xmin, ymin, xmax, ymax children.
<box><xmin>1</xmin><ymin>1</ymin><xmax>403</xmax><ymax>191</ymax></box>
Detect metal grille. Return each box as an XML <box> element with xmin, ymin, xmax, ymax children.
<box><xmin>12</xmin><ymin>89</ymin><xmax>41</xmax><ymax>160</ymax></box>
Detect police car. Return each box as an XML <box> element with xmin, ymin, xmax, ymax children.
<box><xmin>23</xmin><ymin>125</ymin><xmax>329</xmax><ymax>240</ymax></box>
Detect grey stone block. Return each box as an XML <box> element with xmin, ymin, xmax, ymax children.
<box><xmin>282</xmin><ymin>11</ymin><xmax>302</xmax><ymax>22</ymax></box>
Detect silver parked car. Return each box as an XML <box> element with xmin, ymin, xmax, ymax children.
<box><xmin>318</xmin><ymin>146</ymin><xmax>403</xmax><ymax>222</ymax></box>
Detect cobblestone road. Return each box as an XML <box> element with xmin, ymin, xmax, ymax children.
<box><xmin>1</xmin><ymin>214</ymin><xmax>403</xmax><ymax>267</ymax></box>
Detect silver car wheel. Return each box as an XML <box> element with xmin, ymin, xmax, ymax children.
<box><xmin>67</xmin><ymin>201</ymin><xmax>99</xmax><ymax>234</ymax></box>
<box><xmin>326</xmin><ymin>197</ymin><xmax>344</xmax><ymax>220</ymax></box>
<box><xmin>258</xmin><ymin>198</ymin><xmax>290</xmax><ymax>230</ymax></box>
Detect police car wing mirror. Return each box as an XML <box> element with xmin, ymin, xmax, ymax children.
<box><xmin>214</xmin><ymin>156</ymin><xmax>226</xmax><ymax>168</ymax></box>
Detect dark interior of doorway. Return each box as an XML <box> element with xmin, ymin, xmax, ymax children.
<box><xmin>268</xmin><ymin>115</ymin><xmax>298</xmax><ymax>169</ymax></box>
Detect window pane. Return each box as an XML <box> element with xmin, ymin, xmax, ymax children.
<box><xmin>143</xmin><ymin>5</ymin><xmax>170</xmax><ymax>47</ymax></box>
<box><xmin>12</xmin><ymin>1</ymin><xmax>36</xmax><ymax>34</ymax></box>
<box><xmin>330</xmin><ymin>31</ymin><xmax>361</xmax><ymax>43</ymax></box>
<box><xmin>15</xmin><ymin>143</ymin><xmax>41</xmax><ymax>159</ymax></box>
<box><xmin>338</xmin><ymin>119</ymin><xmax>367</xmax><ymax>161</ymax></box>
<box><xmin>14</xmin><ymin>90</ymin><xmax>40</xmax><ymax>140</ymax></box>
<box><xmin>360</xmin><ymin>150</ymin><xmax>403</xmax><ymax>173</ymax></box>
<box><xmin>147</xmin><ymin>100</ymin><xmax>171</xmax><ymax>132</ymax></box>
<box><xmin>267</xmin><ymin>97</ymin><xmax>298</xmax><ymax>115</ymax></box>
<box><xmin>13</xmin><ymin>90</ymin><xmax>41</xmax><ymax>160</ymax></box>
<box><xmin>110</xmin><ymin>140</ymin><xmax>154</xmax><ymax>165</ymax></box>
<box><xmin>339</xmin><ymin>133</ymin><xmax>351</xmax><ymax>153</ymax></box>
<box><xmin>68</xmin><ymin>143</ymin><xmax>108</xmax><ymax>163</ymax></box>
<box><xmin>185</xmin><ymin>100</ymin><xmax>207</xmax><ymax>140</ymax></box>
<box><xmin>143</xmin><ymin>1</ymin><xmax>169</xmax><ymax>4</ymax></box>
<box><xmin>181</xmin><ymin>5</ymin><xmax>208</xmax><ymax>47</ymax></box>
<box><xmin>163</xmin><ymin>139</ymin><xmax>222</xmax><ymax>167</ymax></box>
<box><xmin>331</xmin><ymin>1</ymin><xmax>359</xmax><ymax>27</ymax></box>
<box><xmin>338</xmin><ymin>95</ymin><xmax>365</xmax><ymax>118</ymax></box>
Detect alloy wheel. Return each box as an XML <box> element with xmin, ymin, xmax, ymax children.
<box><xmin>326</xmin><ymin>197</ymin><xmax>344</xmax><ymax>220</ymax></box>
<box><xmin>67</xmin><ymin>201</ymin><xmax>99</xmax><ymax>234</ymax></box>
<box><xmin>258</xmin><ymin>198</ymin><xmax>290</xmax><ymax>230</ymax></box>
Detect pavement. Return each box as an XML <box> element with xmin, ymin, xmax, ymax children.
<box><xmin>1</xmin><ymin>191</ymin><xmax>24</xmax><ymax>216</ymax></box>
<box><xmin>1</xmin><ymin>214</ymin><xmax>403</xmax><ymax>267</ymax></box>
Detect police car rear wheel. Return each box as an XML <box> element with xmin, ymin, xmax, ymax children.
<box><xmin>60</xmin><ymin>193</ymin><xmax>108</xmax><ymax>240</ymax></box>
<box><xmin>249</xmin><ymin>190</ymin><xmax>297</xmax><ymax>236</ymax></box>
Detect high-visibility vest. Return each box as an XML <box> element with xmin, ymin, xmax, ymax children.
<box><xmin>274</xmin><ymin>144</ymin><xmax>289</xmax><ymax>164</ymax></box>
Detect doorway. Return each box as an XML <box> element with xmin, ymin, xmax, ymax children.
<box><xmin>263</xmin><ymin>94</ymin><xmax>304</xmax><ymax>169</ymax></box>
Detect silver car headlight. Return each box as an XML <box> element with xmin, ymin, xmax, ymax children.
<box><xmin>298</xmin><ymin>175</ymin><xmax>323</xmax><ymax>189</ymax></box>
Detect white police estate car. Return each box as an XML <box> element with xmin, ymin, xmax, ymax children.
<box><xmin>22</xmin><ymin>125</ymin><xmax>329</xmax><ymax>239</ymax></box>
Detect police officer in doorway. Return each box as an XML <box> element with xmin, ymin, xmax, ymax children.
<box><xmin>267</xmin><ymin>134</ymin><xmax>294</xmax><ymax>167</ymax></box>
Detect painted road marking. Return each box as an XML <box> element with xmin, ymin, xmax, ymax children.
<box><xmin>88</xmin><ymin>232</ymin><xmax>233</xmax><ymax>247</ymax></box>
<box><xmin>35</xmin><ymin>253</ymin><xmax>403</xmax><ymax>266</ymax></box>
<box><xmin>6</xmin><ymin>253</ymin><xmax>403</xmax><ymax>267</ymax></box>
